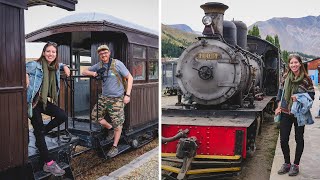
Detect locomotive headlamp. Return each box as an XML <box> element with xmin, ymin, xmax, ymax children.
<box><xmin>202</xmin><ymin>15</ymin><xmax>212</xmax><ymax>25</ymax></box>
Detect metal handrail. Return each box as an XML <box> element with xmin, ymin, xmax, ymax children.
<box><xmin>61</xmin><ymin>74</ymin><xmax>107</xmax><ymax>132</ymax></box>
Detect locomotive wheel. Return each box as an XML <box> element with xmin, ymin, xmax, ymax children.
<box><xmin>246</xmin><ymin>142</ymin><xmax>257</xmax><ymax>158</ymax></box>
<box><xmin>247</xmin><ymin>114</ymin><xmax>261</xmax><ymax>157</ymax></box>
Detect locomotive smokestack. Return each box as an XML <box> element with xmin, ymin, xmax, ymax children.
<box><xmin>200</xmin><ymin>2</ymin><xmax>228</xmax><ymax>36</ymax></box>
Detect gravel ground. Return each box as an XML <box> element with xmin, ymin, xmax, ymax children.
<box><xmin>72</xmin><ymin>138</ymin><xmax>158</xmax><ymax>180</ymax></box>
<box><xmin>97</xmin><ymin>147</ymin><xmax>159</xmax><ymax>180</ymax></box>
<box><xmin>227</xmin><ymin>114</ymin><xmax>279</xmax><ymax>180</ymax></box>
<box><xmin>161</xmin><ymin>95</ymin><xmax>181</xmax><ymax>107</ymax></box>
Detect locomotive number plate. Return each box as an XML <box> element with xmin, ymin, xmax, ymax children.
<box><xmin>197</xmin><ymin>52</ymin><xmax>221</xmax><ymax>60</ymax></box>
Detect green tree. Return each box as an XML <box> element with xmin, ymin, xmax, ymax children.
<box><xmin>161</xmin><ymin>39</ymin><xmax>184</xmax><ymax>58</ymax></box>
<box><xmin>266</xmin><ymin>35</ymin><xmax>275</xmax><ymax>45</ymax></box>
<box><xmin>248</xmin><ymin>25</ymin><xmax>261</xmax><ymax>38</ymax></box>
<box><xmin>274</xmin><ymin>35</ymin><xmax>281</xmax><ymax>49</ymax></box>
<box><xmin>282</xmin><ymin>50</ymin><xmax>289</xmax><ymax>64</ymax></box>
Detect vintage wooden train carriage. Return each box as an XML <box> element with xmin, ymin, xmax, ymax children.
<box><xmin>0</xmin><ymin>0</ymin><xmax>77</xmax><ymax>174</ymax></box>
<box><xmin>25</xmin><ymin>13</ymin><xmax>159</xmax><ymax>146</ymax></box>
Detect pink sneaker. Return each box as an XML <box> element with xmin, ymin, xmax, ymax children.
<box><xmin>43</xmin><ymin>161</ymin><xmax>65</xmax><ymax>176</ymax></box>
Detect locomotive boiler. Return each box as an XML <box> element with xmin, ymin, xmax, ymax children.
<box><xmin>162</xmin><ymin>2</ymin><xmax>282</xmax><ymax>180</ymax></box>
<box><xmin>177</xmin><ymin>2</ymin><xmax>263</xmax><ymax>107</ymax></box>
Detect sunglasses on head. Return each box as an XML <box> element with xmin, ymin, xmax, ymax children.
<box><xmin>46</xmin><ymin>41</ymin><xmax>57</xmax><ymax>47</ymax></box>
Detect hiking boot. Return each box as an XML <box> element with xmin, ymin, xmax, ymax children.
<box><xmin>107</xmin><ymin>146</ymin><xmax>118</xmax><ymax>158</ymax></box>
<box><xmin>106</xmin><ymin>130</ymin><xmax>114</xmax><ymax>141</ymax></box>
<box><xmin>288</xmin><ymin>164</ymin><xmax>299</xmax><ymax>176</ymax></box>
<box><xmin>277</xmin><ymin>163</ymin><xmax>291</xmax><ymax>175</ymax></box>
<box><xmin>43</xmin><ymin>161</ymin><xmax>65</xmax><ymax>176</ymax></box>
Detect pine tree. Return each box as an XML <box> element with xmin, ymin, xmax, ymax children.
<box><xmin>253</xmin><ymin>25</ymin><xmax>261</xmax><ymax>38</ymax></box>
<box><xmin>266</xmin><ymin>35</ymin><xmax>275</xmax><ymax>45</ymax></box>
<box><xmin>274</xmin><ymin>35</ymin><xmax>281</xmax><ymax>49</ymax></box>
<box><xmin>282</xmin><ymin>50</ymin><xmax>289</xmax><ymax>64</ymax></box>
<box><xmin>248</xmin><ymin>25</ymin><xmax>261</xmax><ymax>38</ymax></box>
<box><xmin>161</xmin><ymin>39</ymin><xmax>184</xmax><ymax>58</ymax></box>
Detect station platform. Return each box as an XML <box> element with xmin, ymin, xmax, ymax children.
<box><xmin>97</xmin><ymin>147</ymin><xmax>159</xmax><ymax>180</ymax></box>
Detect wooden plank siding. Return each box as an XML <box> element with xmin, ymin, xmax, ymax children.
<box><xmin>57</xmin><ymin>45</ymin><xmax>72</xmax><ymax>115</ymax></box>
<box><xmin>0</xmin><ymin>0</ymin><xmax>27</xmax><ymax>9</ymax></box>
<box><xmin>0</xmin><ymin>3</ymin><xmax>28</xmax><ymax>171</ymax></box>
<box><xmin>125</xmin><ymin>83</ymin><xmax>158</xmax><ymax>130</ymax></box>
<box><xmin>58</xmin><ymin>45</ymin><xmax>71</xmax><ymax>65</ymax></box>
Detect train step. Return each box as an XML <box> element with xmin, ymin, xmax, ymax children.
<box><xmin>98</xmin><ymin>144</ymin><xmax>131</xmax><ymax>159</ymax></box>
<box><xmin>51</xmin><ymin>118</ymin><xmax>102</xmax><ymax>135</ymax></box>
<box><xmin>33</xmin><ymin>162</ymin><xmax>73</xmax><ymax>180</ymax></box>
<box><xmin>134</xmin><ymin>132</ymin><xmax>155</xmax><ymax>148</ymax></box>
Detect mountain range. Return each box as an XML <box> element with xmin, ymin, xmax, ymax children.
<box><xmin>162</xmin><ymin>24</ymin><xmax>198</xmax><ymax>47</ymax></box>
<box><xmin>250</xmin><ymin>15</ymin><xmax>320</xmax><ymax>56</ymax></box>
<box><xmin>163</xmin><ymin>15</ymin><xmax>320</xmax><ymax>57</ymax></box>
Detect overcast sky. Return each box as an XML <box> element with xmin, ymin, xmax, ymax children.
<box><xmin>25</xmin><ymin>0</ymin><xmax>159</xmax><ymax>58</ymax></box>
<box><xmin>24</xmin><ymin>0</ymin><xmax>320</xmax><ymax>58</ymax></box>
<box><xmin>162</xmin><ymin>0</ymin><xmax>320</xmax><ymax>32</ymax></box>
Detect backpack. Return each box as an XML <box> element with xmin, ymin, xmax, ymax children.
<box><xmin>100</xmin><ymin>59</ymin><xmax>127</xmax><ymax>92</ymax></box>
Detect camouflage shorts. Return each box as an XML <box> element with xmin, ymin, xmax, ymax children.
<box><xmin>91</xmin><ymin>95</ymin><xmax>125</xmax><ymax>128</ymax></box>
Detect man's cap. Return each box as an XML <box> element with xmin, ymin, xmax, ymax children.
<box><xmin>97</xmin><ymin>44</ymin><xmax>110</xmax><ymax>53</ymax></box>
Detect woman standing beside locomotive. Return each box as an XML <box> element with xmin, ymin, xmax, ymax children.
<box><xmin>275</xmin><ymin>54</ymin><xmax>315</xmax><ymax>176</ymax></box>
<box><xmin>26</xmin><ymin>42</ymin><xmax>70</xmax><ymax>176</ymax></box>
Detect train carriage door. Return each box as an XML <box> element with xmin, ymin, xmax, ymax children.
<box><xmin>72</xmin><ymin>51</ymin><xmax>91</xmax><ymax>118</ymax></box>
<box><xmin>68</xmin><ymin>32</ymin><xmax>92</xmax><ymax>118</ymax></box>
<box><xmin>90</xmin><ymin>34</ymin><xmax>128</xmax><ymax>112</ymax></box>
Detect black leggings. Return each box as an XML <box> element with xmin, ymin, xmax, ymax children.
<box><xmin>280</xmin><ymin>113</ymin><xmax>305</xmax><ymax>165</ymax></box>
<box><xmin>30</xmin><ymin>101</ymin><xmax>67</xmax><ymax>163</ymax></box>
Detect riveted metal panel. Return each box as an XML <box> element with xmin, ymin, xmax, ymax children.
<box><xmin>162</xmin><ymin>125</ymin><xmax>247</xmax><ymax>158</ymax></box>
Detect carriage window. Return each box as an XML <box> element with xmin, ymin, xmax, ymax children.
<box><xmin>148</xmin><ymin>61</ymin><xmax>158</xmax><ymax>79</ymax></box>
<box><xmin>79</xmin><ymin>56</ymin><xmax>91</xmax><ymax>76</ymax></box>
<box><xmin>148</xmin><ymin>48</ymin><xmax>158</xmax><ymax>60</ymax></box>
<box><xmin>132</xmin><ymin>61</ymin><xmax>146</xmax><ymax>80</ymax></box>
<box><xmin>133</xmin><ymin>45</ymin><xmax>146</xmax><ymax>59</ymax></box>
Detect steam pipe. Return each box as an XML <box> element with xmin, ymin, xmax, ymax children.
<box><xmin>162</xmin><ymin>129</ymin><xmax>189</xmax><ymax>143</ymax></box>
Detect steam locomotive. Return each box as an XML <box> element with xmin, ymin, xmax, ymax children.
<box><xmin>161</xmin><ymin>2</ymin><xmax>282</xmax><ymax>179</ymax></box>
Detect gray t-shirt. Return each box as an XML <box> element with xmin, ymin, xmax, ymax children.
<box><xmin>89</xmin><ymin>59</ymin><xmax>129</xmax><ymax>97</ymax></box>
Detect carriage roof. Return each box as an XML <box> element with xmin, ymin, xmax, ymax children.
<box><xmin>26</xmin><ymin>12</ymin><xmax>158</xmax><ymax>47</ymax></box>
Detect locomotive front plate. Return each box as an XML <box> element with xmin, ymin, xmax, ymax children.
<box><xmin>196</xmin><ymin>52</ymin><xmax>221</xmax><ymax>60</ymax></box>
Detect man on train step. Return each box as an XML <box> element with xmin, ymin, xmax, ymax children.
<box><xmin>83</xmin><ymin>44</ymin><xmax>133</xmax><ymax>157</ymax></box>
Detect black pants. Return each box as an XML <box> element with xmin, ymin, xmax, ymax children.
<box><xmin>30</xmin><ymin>101</ymin><xmax>67</xmax><ymax>163</ymax></box>
<box><xmin>280</xmin><ymin>113</ymin><xmax>305</xmax><ymax>165</ymax></box>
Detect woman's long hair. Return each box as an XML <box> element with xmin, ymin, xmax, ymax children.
<box><xmin>285</xmin><ymin>54</ymin><xmax>312</xmax><ymax>84</ymax></box>
<box><xmin>36</xmin><ymin>42</ymin><xmax>59</xmax><ymax>70</ymax></box>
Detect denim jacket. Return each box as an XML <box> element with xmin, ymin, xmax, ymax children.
<box><xmin>290</xmin><ymin>93</ymin><xmax>314</xmax><ymax>126</ymax></box>
<box><xmin>26</xmin><ymin>61</ymin><xmax>64</xmax><ymax>104</ymax></box>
